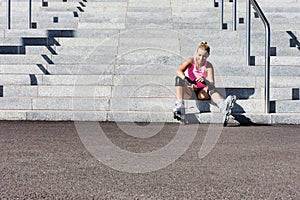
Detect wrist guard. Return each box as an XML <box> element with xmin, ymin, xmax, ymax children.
<box><xmin>184</xmin><ymin>77</ymin><xmax>196</xmax><ymax>85</ymax></box>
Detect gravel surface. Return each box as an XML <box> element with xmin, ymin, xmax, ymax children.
<box><xmin>0</xmin><ymin>121</ymin><xmax>299</xmax><ymax>199</ymax></box>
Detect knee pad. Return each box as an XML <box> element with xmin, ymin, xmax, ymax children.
<box><xmin>207</xmin><ymin>84</ymin><xmax>218</xmax><ymax>96</ymax></box>
<box><xmin>175</xmin><ymin>76</ymin><xmax>184</xmax><ymax>86</ymax></box>
<box><xmin>203</xmin><ymin>79</ymin><xmax>217</xmax><ymax>95</ymax></box>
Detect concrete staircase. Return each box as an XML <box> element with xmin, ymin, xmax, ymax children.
<box><xmin>0</xmin><ymin>0</ymin><xmax>299</xmax><ymax>124</ymax></box>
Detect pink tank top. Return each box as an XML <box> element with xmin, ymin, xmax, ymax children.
<box><xmin>184</xmin><ymin>61</ymin><xmax>208</xmax><ymax>88</ymax></box>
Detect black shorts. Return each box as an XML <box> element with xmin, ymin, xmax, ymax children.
<box><xmin>175</xmin><ymin>76</ymin><xmax>209</xmax><ymax>100</ymax></box>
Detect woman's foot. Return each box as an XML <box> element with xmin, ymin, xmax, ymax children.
<box><xmin>222</xmin><ymin>95</ymin><xmax>237</xmax><ymax>126</ymax></box>
<box><xmin>173</xmin><ymin>100</ymin><xmax>185</xmax><ymax>121</ymax></box>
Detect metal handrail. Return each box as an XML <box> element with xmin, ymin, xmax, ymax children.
<box><xmin>7</xmin><ymin>0</ymin><xmax>11</xmax><ymax>29</ymax></box>
<box><xmin>232</xmin><ymin>0</ymin><xmax>237</xmax><ymax>31</ymax></box>
<box><xmin>7</xmin><ymin>0</ymin><xmax>32</xmax><ymax>29</ymax></box>
<box><xmin>29</xmin><ymin>0</ymin><xmax>32</xmax><ymax>28</ymax></box>
<box><xmin>219</xmin><ymin>0</ymin><xmax>237</xmax><ymax>30</ymax></box>
<box><xmin>246</xmin><ymin>0</ymin><xmax>271</xmax><ymax>113</ymax></box>
<box><xmin>220</xmin><ymin>0</ymin><xmax>224</xmax><ymax>30</ymax></box>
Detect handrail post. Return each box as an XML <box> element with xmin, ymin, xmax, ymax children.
<box><xmin>265</xmin><ymin>24</ymin><xmax>271</xmax><ymax>113</ymax></box>
<box><xmin>29</xmin><ymin>0</ymin><xmax>32</xmax><ymax>28</ymax></box>
<box><xmin>220</xmin><ymin>0</ymin><xmax>224</xmax><ymax>29</ymax></box>
<box><xmin>7</xmin><ymin>0</ymin><xmax>11</xmax><ymax>29</ymax></box>
<box><xmin>233</xmin><ymin>0</ymin><xmax>237</xmax><ymax>31</ymax></box>
<box><xmin>246</xmin><ymin>0</ymin><xmax>251</xmax><ymax>66</ymax></box>
<box><xmin>247</xmin><ymin>0</ymin><xmax>271</xmax><ymax>114</ymax></box>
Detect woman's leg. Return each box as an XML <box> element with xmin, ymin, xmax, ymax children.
<box><xmin>197</xmin><ymin>87</ymin><xmax>225</xmax><ymax>109</ymax></box>
<box><xmin>175</xmin><ymin>76</ymin><xmax>193</xmax><ymax>100</ymax></box>
<box><xmin>197</xmin><ymin>87</ymin><xmax>210</xmax><ymax>100</ymax></box>
<box><xmin>201</xmin><ymin>86</ymin><xmax>226</xmax><ymax>110</ymax></box>
<box><xmin>210</xmin><ymin>90</ymin><xmax>236</xmax><ymax>113</ymax></box>
<box><xmin>210</xmin><ymin>92</ymin><xmax>223</xmax><ymax>104</ymax></box>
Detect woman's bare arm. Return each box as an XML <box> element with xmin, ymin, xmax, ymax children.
<box><xmin>205</xmin><ymin>62</ymin><xmax>215</xmax><ymax>85</ymax></box>
<box><xmin>176</xmin><ymin>57</ymin><xmax>193</xmax><ymax>79</ymax></box>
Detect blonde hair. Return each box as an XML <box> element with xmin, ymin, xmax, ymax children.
<box><xmin>195</xmin><ymin>41</ymin><xmax>210</xmax><ymax>55</ymax></box>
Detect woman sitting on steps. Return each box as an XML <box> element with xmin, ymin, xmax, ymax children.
<box><xmin>173</xmin><ymin>41</ymin><xmax>237</xmax><ymax>125</ymax></box>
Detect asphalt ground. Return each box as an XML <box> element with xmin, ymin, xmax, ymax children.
<box><xmin>0</xmin><ymin>121</ymin><xmax>299</xmax><ymax>199</ymax></box>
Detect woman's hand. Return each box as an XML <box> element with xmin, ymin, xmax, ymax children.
<box><xmin>196</xmin><ymin>76</ymin><xmax>205</xmax><ymax>83</ymax></box>
<box><xmin>188</xmin><ymin>84</ymin><xmax>198</xmax><ymax>90</ymax></box>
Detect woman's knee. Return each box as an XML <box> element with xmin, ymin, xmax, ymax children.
<box><xmin>175</xmin><ymin>76</ymin><xmax>184</xmax><ymax>86</ymax></box>
<box><xmin>197</xmin><ymin>89</ymin><xmax>210</xmax><ymax>100</ymax></box>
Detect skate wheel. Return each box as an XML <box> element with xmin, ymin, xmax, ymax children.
<box><xmin>223</xmin><ymin>114</ymin><xmax>229</xmax><ymax>127</ymax></box>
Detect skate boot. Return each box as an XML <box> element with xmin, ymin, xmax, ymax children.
<box><xmin>173</xmin><ymin>100</ymin><xmax>185</xmax><ymax>122</ymax></box>
<box><xmin>222</xmin><ymin>95</ymin><xmax>237</xmax><ymax>127</ymax></box>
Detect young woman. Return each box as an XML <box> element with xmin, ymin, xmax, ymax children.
<box><xmin>173</xmin><ymin>41</ymin><xmax>236</xmax><ymax>124</ymax></box>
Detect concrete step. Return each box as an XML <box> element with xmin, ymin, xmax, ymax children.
<box><xmin>108</xmin><ymin>98</ymin><xmax>300</xmax><ymax>123</ymax></box>
<box><xmin>71</xmin><ymin>97</ymin><xmax>261</xmax><ymax>114</ymax></box>
<box><xmin>26</xmin><ymin>110</ymin><xmax>108</xmax><ymax>121</ymax></box>
<box><xmin>2</xmin><ymin>80</ymin><xmax>297</xmax><ymax>102</ymax></box>
<box><xmin>171</xmin><ymin>5</ymin><xmax>218</xmax><ymax>13</ymax></box>
<box><xmin>79</xmin><ymin>2</ymin><xmax>128</xmax><ymax>13</ymax></box>
<box><xmin>0</xmin><ymin>74</ymin><xmax>113</xmax><ymax>86</ymax></box>
<box><xmin>0</xmin><ymin>110</ymin><xmax>107</xmax><ymax>121</ymax></box>
<box><xmin>270</xmin><ymin>88</ymin><xmax>300</xmax><ymax>101</ymax></box>
<box><xmin>47</xmin><ymin>64</ymin><xmax>114</xmax><ymax>75</ymax></box>
<box><xmin>37</xmin><ymin>85</ymin><xmax>111</xmax><ymax>98</ymax></box>
<box><xmin>0</xmin><ymin>55</ymin><xmax>49</xmax><ymax>64</ymax></box>
<box><xmin>127</xmin><ymin>12</ymin><xmax>173</xmax><ymax>25</ymax></box>
<box><xmin>0</xmin><ymin>97</ymin><xmax>109</xmax><ymax>111</ymax></box>
<box><xmin>0</xmin><ymin>74</ymin><xmax>41</xmax><ymax>85</ymax></box>
<box><xmin>54</xmin><ymin>51</ymin><xmax>297</xmax><ymax>66</ymax></box>
<box><xmin>44</xmin><ymin>63</ymin><xmax>243</xmax><ymax>76</ymax></box>
<box><xmin>37</xmin><ymin>0</ymin><xmax>83</xmax><ymax>2</ymax></box>
<box><xmin>0</xmin><ymin>109</ymin><xmax>299</xmax><ymax>124</ymax></box>
<box><xmin>56</xmin><ymin>37</ymin><xmax>119</xmax><ymax>47</ymax></box>
<box><xmin>172</xmin><ymin>22</ymin><xmax>220</xmax><ymax>30</ymax></box>
<box><xmin>112</xmin><ymin>73</ymin><xmax>300</xmax><ymax>89</ymax></box>
<box><xmin>0</xmin><ymin>98</ymin><xmax>32</xmax><ymax>110</ymax></box>
<box><xmin>275</xmin><ymin>100</ymin><xmax>300</xmax><ymax>113</ymax></box>
<box><xmin>255</xmin><ymin>56</ymin><xmax>300</xmax><ymax>66</ymax></box>
<box><xmin>50</xmin><ymin>54</ymin><xmax>117</xmax><ymax>64</ymax></box>
<box><xmin>0</xmin><ymin>64</ymin><xmax>297</xmax><ymax>92</ymax></box>
<box><xmin>32</xmin><ymin>11</ymin><xmax>77</xmax><ymax>19</ymax></box>
<box><xmin>252</xmin><ymin>48</ymin><xmax>300</xmax><ymax>57</ymax></box>
<box><xmin>187</xmin><ymin>98</ymin><xmax>270</xmax><ymax>114</ymax></box>
<box><xmin>0</xmin><ymin>64</ymin><xmax>45</xmax><ymax>74</ymax></box>
<box><xmin>0</xmin><ymin>37</ymin><xmax>22</xmax><ymax>45</ymax></box>
<box><xmin>36</xmin><ymin>74</ymin><xmax>113</xmax><ymax>86</ymax></box>
<box><xmin>40</xmin><ymin>5</ymin><xmax>86</xmax><ymax>12</ymax></box>
<box><xmin>1</xmin><ymin>22</ymin><xmax>78</xmax><ymax>30</ymax></box>
<box><xmin>184</xmin><ymin>112</ymin><xmax>300</xmax><ymax>125</ymax></box>
<box><xmin>261</xmin><ymin>6</ymin><xmax>300</xmax><ymax>13</ymax></box>
<box><xmin>3</xmin><ymin>85</ymin><xmax>37</xmax><ymax>97</ymax></box>
<box><xmin>31</xmin><ymin>21</ymin><xmax>78</xmax><ymax>29</ymax></box>
<box><xmin>258</xmin><ymin>0</ymin><xmax>299</xmax><ymax>4</ymax></box>
<box><xmin>242</xmin><ymin>31</ymin><xmax>299</xmax><ymax>46</ymax></box>
<box><xmin>32</xmin><ymin>97</ymin><xmax>109</xmax><ymax>111</ymax></box>
<box><xmin>72</xmin><ymin>29</ymin><xmax>119</xmax><ymax>38</ymax></box>
<box><xmin>25</xmin><ymin>46</ymin><xmax>55</xmax><ymax>55</ymax></box>
<box><xmin>265</xmin><ymin>17</ymin><xmax>300</xmax><ymax>25</ymax></box>
<box><xmin>238</xmin><ymin>21</ymin><xmax>300</xmax><ymax>32</ymax></box>
<box><xmin>78</xmin><ymin>15</ymin><xmax>126</xmax><ymax>23</ymax></box>
<box><xmin>265</xmin><ymin>12</ymin><xmax>300</xmax><ymax>19</ymax></box>
<box><xmin>1</xmin><ymin>64</ymin><xmax>298</xmax><ymax>90</ymax></box>
<box><xmin>53</xmin><ymin>45</ymin><xmax>118</xmax><ymax>55</ymax></box>
<box><xmin>34</xmin><ymin>15</ymin><xmax>79</xmax><ymax>25</ymax></box>
<box><xmin>54</xmin><ymin>33</ymin><xmax>243</xmax><ymax>51</ymax></box>
<box><xmin>4</xmin><ymin>29</ymin><xmax>48</xmax><ymax>38</ymax></box>
<box><xmin>213</xmin><ymin>65</ymin><xmax>300</xmax><ymax>78</ymax></box>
